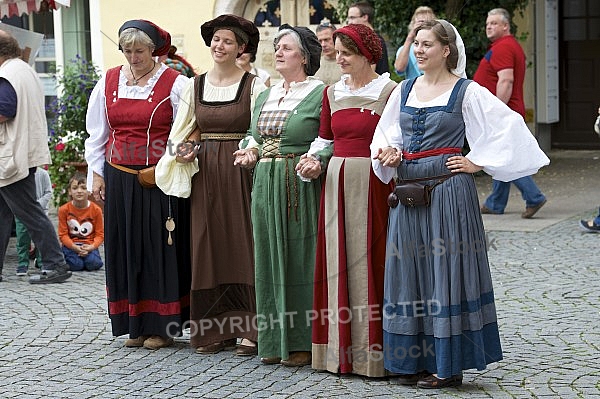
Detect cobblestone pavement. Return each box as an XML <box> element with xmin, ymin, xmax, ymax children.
<box><xmin>1</xmin><ymin>151</ymin><xmax>599</xmax><ymax>398</ymax></box>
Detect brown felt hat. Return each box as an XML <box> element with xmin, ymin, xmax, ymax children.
<box><xmin>200</xmin><ymin>14</ymin><xmax>260</xmax><ymax>55</ymax></box>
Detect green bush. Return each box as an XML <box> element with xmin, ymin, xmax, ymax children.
<box><xmin>47</xmin><ymin>56</ymin><xmax>100</xmax><ymax>208</ymax></box>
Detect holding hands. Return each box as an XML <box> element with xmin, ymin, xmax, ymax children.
<box><xmin>295</xmin><ymin>154</ymin><xmax>322</xmax><ymax>180</ymax></box>
<box><xmin>176</xmin><ymin>141</ymin><xmax>200</xmax><ymax>163</ymax></box>
<box><xmin>373</xmin><ymin>147</ymin><xmax>402</xmax><ymax>167</ymax></box>
<box><xmin>233</xmin><ymin>148</ymin><xmax>259</xmax><ymax>169</ymax></box>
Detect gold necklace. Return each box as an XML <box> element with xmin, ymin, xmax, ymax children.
<box><xmin>130</xmin><ymin>61</ymin><xmax>156</xmax><ymax>85</ymax></box>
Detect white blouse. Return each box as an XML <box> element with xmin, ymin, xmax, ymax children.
<box><xmin>262</xmin><ymin>77</ymin><xmax>323</xmax><ymax>112</ymax></box>
<box><xmin>370</xmin><ymin>80</ymin><xmax>550</xmax><ymax>183</ymax></box>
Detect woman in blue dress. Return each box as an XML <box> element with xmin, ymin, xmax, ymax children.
<box><xmin>371</xmin><ymin>20</ymin><xmax>549</xmax><ymax>388</ymax></box>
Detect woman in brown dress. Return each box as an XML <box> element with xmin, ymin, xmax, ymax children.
<box><xmin>156</xmin><ymin>14</ymin><xmax>266</xmax><ymax>356</ymax></box>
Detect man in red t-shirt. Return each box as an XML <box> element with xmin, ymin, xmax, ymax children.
<box><xmin>474</xmin><ymin>8</ymin><xmax>547</xmax><ymax>219</ymax></box>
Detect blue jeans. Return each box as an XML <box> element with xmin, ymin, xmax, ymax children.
<box><xmin>594</xmin><ymin>207</ymin><xmax>600</xmax><ymax>226</ymax></box>
<box><xmin>483</xmin><ymin>175</ymin><xmax>546</xmax><ymax>214</ymax></box>
<box><xmin>62</xmin><ymin>246</ymin><xmax>103</xmax><ymax>271</ymax></box>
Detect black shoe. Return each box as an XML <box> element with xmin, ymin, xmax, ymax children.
<box><xmin>390</xmin><ymin>371</ymin><xmax>430</xmax><ymax>385</ymax></box>
<box><xmin>29</xmin><ymin>264</ymin><xmax>72</xmax><ymax>284</ymax></box>
<box><xmin>417</xmin><ymin>373</ymin><xmax>462</xmax><ymax>389</ymax></box>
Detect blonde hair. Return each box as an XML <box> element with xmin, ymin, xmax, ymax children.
<box><xmin>408</xmin><ymin>6</ymin><xmax>436</xmax><ymax>31</ymax></box>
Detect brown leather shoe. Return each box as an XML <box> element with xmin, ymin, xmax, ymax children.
<box><xmin>196</xmin><ymin>342</ymin><xmax>223</xmax><ymax>354</ymax></box>
<box><xmin>260</xmin><ymin>357</ymin><xmax>282</xmax><ymax>364</ymax></box>
<box><xmin>143</xmin><ymin>335</ymin><xmax>174</xmax><ymax>350</ymax></box>
<box><xmin>280</xmin><ymin>351</ymin><xmax>311</xmax><ymax>367</ymax></box>
<box><xmin>390</xmin><ymin>371</ymin><xmax>431</xmax><ymax>385</ymax></box>
<box><xmin>223</xmin><ymin>338</ymin><xmax>238</xmax><ymax>350</ymax></box>
<box><xmin>236</xmin><ymin>343</ymin><xmax>258</xmax><ymax>356</ymax></box>
<box><xmin>417</xmin><ymin>374</ymin><xmax>462</xmax><ymax>389</ymax></box>
<box><xmin>521</xmin><ymin>199</ymin><xmax>547</xmax><ymax>219</ymax></box>
<box><xmin>196</xmin><ymin>338</ymin><xmax>237</xmax><ymax>355</ymax></box>
<box><xmin>124</xmin><ymin>335</ymin><xmax>149</xmax><ymax>348</ymax></box>
<box><xmin>480</xmin><ymin>205</ymin><xmax>499</xmax><ymax>215</ymax></box>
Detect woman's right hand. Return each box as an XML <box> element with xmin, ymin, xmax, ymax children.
<box><xmin>233</xmin><ymin>148</ymin><xmax>259</xmax><ymax>168</ymax></box>
<box><xmin>295</xmin><ymin>154</ymin><xmax>322</xmax><ymax>180</ymax></box>
<box><xmin>92</xmin><ymin>172</ymin><xmax>105</xmax><ymax>202</ymax></box>
<box><xmin>176</xmin><ymin>141</ymin><xmax>199</xmax><ymax>163</ymax></box>
<box><xmin>374</xmin><ymin>147</ymin><xmax>402</xmax><ymax>167</ymax></box>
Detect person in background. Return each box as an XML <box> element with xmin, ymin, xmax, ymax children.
<box><xmin>234</xmin><ymin>24</ymin><xmax>324</xmax><ymax>368</ymax></box>
<box><xmin>85</xmin><ymin>19</ymin><xmax>190</xmax><ymax>350</ymax></box>
<box><xmin>314</xmin><ymin>19</ymin><xmax>342</xmax><ymax>85</ymax></box>
<box><xmin>579</xmin><ymin>105</ymin><xmax>600</xmax><ymax>233</ymax></box>
<box><xmin>236</xmin><ymin>49</ymin><xmax>271</xmax><ymax>87</ymax></box>
<box><xmin>0</xmin><ymin>28</ymin><xmax>71</xmax><ymax>284</ymax></box>
<box><xmin>372</xmin><ymin>19</ymin><xmax>549</xmax><ymax>388</ymax></box>
<box><xmin>58</xmin><ymin>172</ymin><xmax>104</xmax><ymax>272</ymax></box>
<box><xmin>296</xmin><ymin>23</ymin><xmax>396</xmax><ymax>377</ymax></box>
<box><xmin>394</xmin><ymin>6</ymin><xmax>436</xmax><ymax>80</ymax></box>
<box><xmin>162</xmin><ymin>45</ymin><xmax>196</xmax><ymax>78</ymax></box>
<box><xmin>475</xmin><ymin>8</ymin><xmax>547</xmax><ymax>218</ymax></box>
<box><xmin>156</xmin><ymin>14</ymin><xmax>266</xmax><ymax>357</ymax></box>
<box><xmin>346</xmin><ymin>1</ymin><xmax>389</xmax><ymax>75</ymax></box>
<box><xmin>14</xmin><ymin>166</ymin><xmax>52</xmax><ymax>276</ymax></box>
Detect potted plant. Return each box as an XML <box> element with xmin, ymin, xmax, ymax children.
<box><xmin>47</xmin><ymin>55</ymin><xmax>100</xmax><ymax>208</ymax></box>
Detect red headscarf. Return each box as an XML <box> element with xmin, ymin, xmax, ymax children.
<box><xmin>333</xmin><ymin>24</ymin><xmax>382</xmax><ymax>64</ymax></box>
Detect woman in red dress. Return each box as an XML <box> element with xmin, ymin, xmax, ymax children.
<box><xmin>296</xmin><ymin>23</ymin><xmax>396</xmax><ymax>377</ymax></box>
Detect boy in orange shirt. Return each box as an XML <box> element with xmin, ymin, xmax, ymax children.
<box><xmin>58</xmin><ymin>173</ymin><xmax>104</xmax><ymax>271</ymax></box>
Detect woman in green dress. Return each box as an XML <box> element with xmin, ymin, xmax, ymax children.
<box><xmin>234</xmin><ymin>24</ymin><xmax>324</xmax><ymax>367</ymax></box>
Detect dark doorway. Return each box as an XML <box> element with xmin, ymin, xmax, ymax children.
<box><xmin>553</xmin><ymin>0</ymin><xmax>600</xmax><ymax>148</ymax></box>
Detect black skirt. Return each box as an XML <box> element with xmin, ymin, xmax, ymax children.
<box><xmin>103</xmin><ymin>162</ymin><xmax>191</xmax><ymax>338</ymax></box>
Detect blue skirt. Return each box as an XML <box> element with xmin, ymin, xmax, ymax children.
<box><xmin>383</xmin><ymin>154</ymin><xmax>503</xmax><ymax>378</ymax></box>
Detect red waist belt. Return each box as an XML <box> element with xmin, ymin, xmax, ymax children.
<box><xmin>402</xmin><ymin>147</ymin><xmax>462</xmax><ymax>160</ymax></box>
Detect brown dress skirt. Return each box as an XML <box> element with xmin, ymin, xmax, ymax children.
<box><xmin>188</xmin><ymin>139</ymin><xmax>256</xmax><ymax>347</ymax></box>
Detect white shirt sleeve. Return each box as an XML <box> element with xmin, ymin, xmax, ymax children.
<box><xmin>370</xmin><ymin>84</ymin><xmax>403</xmax><ymax>183</ymax></box>
<box><xmin>307</xmin><ymin>136</ymin><xmax>333</xmax><ymax>156</ymax></box>
<box><xmin>463</xmin><ymin>82</ymin><xmax>550</xmax><ymax>181</ymax></box>
<box><xmin>170</xmin><ymin>74</ymin><xmax>190</xmax><ymax>116</ymax></box>
<box><xmin>84</xmin><ymin>76</ymin><xmax>109</xmax><ymax>188</ymax></box>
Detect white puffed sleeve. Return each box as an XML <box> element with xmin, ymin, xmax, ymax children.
<box><xmin>463</xmin><ymin>82</ymin><xmax>550</xmax><ymax>182</ymax></box>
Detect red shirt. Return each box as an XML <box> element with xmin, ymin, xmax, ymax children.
<box><xmin>473</xmin><ymin>35</ymin><xmax>526</xmax><ymax>118</ymax></box>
